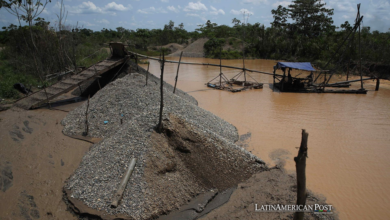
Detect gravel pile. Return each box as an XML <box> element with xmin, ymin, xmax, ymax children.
<box><xmin>62</xmin><ymin>69</ymin><xmax>265</xmax><ymax>219</ymax></box>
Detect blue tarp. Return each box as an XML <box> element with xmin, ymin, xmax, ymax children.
<box><xmin>276</xmin><ymin>62</ymin><xmax>316</xmax><ymax>71</ymax></box>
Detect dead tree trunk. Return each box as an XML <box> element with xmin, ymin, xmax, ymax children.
<box><xmin>173</xmin><ymin>51</ymin><xmax>183</xmax><ymax>93</ymax></box>
<box><xmin>293</xmin><ymin>129</ymin><xmax>309</xmax><ymax>220</ymax></box>
<box><xmin>157</xmin><ymin>51</ymin><xmax>165</xmax><ymax>132</ymax></box>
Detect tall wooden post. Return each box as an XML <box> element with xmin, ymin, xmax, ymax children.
<box><xmin>293</xmin><ymin>129</ymin><xmax>309</xmax><ymax>220</ymax></box>
<box><xmin>273</xmin><ymin>66</ymin><xmax>276</xmax><ymax>92</ymax></box>
<box><xmin>83</xmin><ymin>95</ymin><xmax>90</xmax><ymax>136</ymax></box>
<box><xmin>158</xmin><ymin>51</ymin><xmax>165</xmax><ymax>132</ymax></box>
<box><xmin>173</xmin><ymin>51</ymin><xmax>183</xmax><ymax>93</ymax></box>
<box><xmin>146</xmin><ymin>61</ymin><xmax>150</xmax><ymax>86</ymax></box>
<box><xmin>358</xmin><ymin>4</ymin><xmax>363</xmax><ymax>89</ymax></box>
<box><xmin>346</xmin><ymin>61</ymin><xmax>349</xmax><ymax>81</ymax></box>
<box><xmin>136</xmin><ymin>54</ymin><xmax>139</xmax><ymax>71</ymax></box>
<box><xmin>220</xmin><ymin>49</ymin><xmax>222</xmax><ymax>87</ymax></box>
<box><xmin>376</xmin><ymin>78</ymin><xmax>380</xmax><ymax>91</ymax></box>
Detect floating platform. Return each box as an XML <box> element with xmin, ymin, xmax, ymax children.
<box><xmin>207</xmin><ymin>80</ymin><xmax>263</xmax><ymax>93</ymax></box>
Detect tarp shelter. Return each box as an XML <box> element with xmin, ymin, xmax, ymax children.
<box><xmin>276</xmin><ymin>62</ymin><xmax>316</xmax><ymax>72</ymax></box>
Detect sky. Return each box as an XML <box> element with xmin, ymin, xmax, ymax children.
<box><xmin>0</xmin><ymin>0</ymin><xmax>389</xmax><ymax>32</ymax></box>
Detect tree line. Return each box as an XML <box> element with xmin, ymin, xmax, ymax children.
<box><xmin>0</xmin><ymin>0</ymin><xmax>389</xmax><ymax>99</ymax></box>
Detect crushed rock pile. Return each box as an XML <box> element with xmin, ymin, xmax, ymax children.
<box><xmin>62</xmin><ymin>67</ymin><xmax>266</xmax><ymax>219</ymax></box>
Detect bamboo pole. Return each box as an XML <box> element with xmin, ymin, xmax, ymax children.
<box><xmin>158</xmin><ymin>51</ymin><xmax>165</xmax><ymax>132</ymax></box>
<box><xmin>173</xmin><ymin>51</ymin><xmax>183</xmax><ymax>93</ymax></box>
<box><xmin>111</xmin><ymin>158</ymin><xmax>137</xmax><ymax>208</ymax></box>
<box><xmin>293</xmin><ymin>129</ymin><xmax>309</xmax><ymax>220</ymax></box>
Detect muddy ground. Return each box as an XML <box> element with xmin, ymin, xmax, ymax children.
<box><xmin>0</xmin><ymin>105</ymin><xmax>90</xmax><ymax>220</ymax></box>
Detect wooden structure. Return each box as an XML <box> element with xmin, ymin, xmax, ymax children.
<box><xmin>207</xmin><ymin>53</ymin><xmax>263</xmax><ymax>92</ymax></box>
<box><xmin>127</xmin><ymin>51</ymin><xmax>378</xmax><ymax>95</ymax></box>
<box><xmin>273</xmin><ymin>62</ymin><xmax>370</xmax><ymax>94</ymax></box>
<box><xmin>14</xmin><ymin>43</ymin><xmax>129</xmax><ymax>110</ymax></box>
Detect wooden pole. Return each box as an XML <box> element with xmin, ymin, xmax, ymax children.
<box><xmin>376</xmin><ymin>78</ymin><xmax>380</xmax><ymax>91</ymax></box>
<box><xmin>111</xmin><ymin>158</ymin><xmax>137</xmax><ymax>208</ymax></box>
<box><xmin>145</xmin><ymin>61</ymin><xmax>150</xmax><ymax>86</ymax></box>
<box><xmin>83</xmin><ymin>95</ymin><xmax>90</xmax><ymax>136</ymax></box>
<box><xmin>293</xmin><ymin>129</ymin><xmax>309</xmax><ymax>220</ymax></box>
<box><xmin>347</xmin><ymin>61</ymin><xmax>349</xmax><ymax>81</ymax></box>
<box><xmin>273</xmin><ymin>66</ymin><xmax>276</xmax><ymax>92</ymax></box>
<box><xmin>173</xmin><ymin>51</ymin><xmax>183</xmax><ymax>93</ymax></box>
<box><xmin>358</xmin><ymin>4</ymin><xmax>363</xmax><ymax>89</ymax></box>
<box><xmin>158</xmin><ymin>51</ymin><xmax>165</xmax><ymax>132</ymax></box>
<box><xmin>220</xmin><ymin>49</ymin><xmax>222</xmax><ymax>87</ymax></box>
<box><xmin>135</xmin><ymin>54</ymin><xmax>139</xmax><ymax>71</ymax></box>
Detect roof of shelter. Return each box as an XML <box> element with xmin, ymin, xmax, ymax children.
<box><xmin>276</xmin><ymin>62</ymin><xmax>317</xmax><ymax>72</ymax></box>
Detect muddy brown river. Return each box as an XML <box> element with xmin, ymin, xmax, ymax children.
<box><xmin>142</xmin><ymin>57</ymin><xmax>390</xmax><ymax>220</ymax></box>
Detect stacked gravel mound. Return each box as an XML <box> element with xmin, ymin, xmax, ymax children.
<box><xmin>62</xmin><ymin>72</ymin><xmax>235</xmax><ymax>140</ymax></box>
<box><xmin>62</xmin><ymin>72</ymin><xmax>265</xmax><ymax>219</ymax></box>
<box><xmin>128</xmin><ymin>60</ymin><xmax>198</xmax><ymax>107</ymax></box>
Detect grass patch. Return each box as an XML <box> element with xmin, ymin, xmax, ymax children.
<box><xmin>0</xmin><ymin>60</ymin><xmax>39</xmax><ymax>99</ymax></box>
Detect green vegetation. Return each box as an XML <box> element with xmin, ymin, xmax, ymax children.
<box><xmin>0</xmin><ymin>59</ymin><xmax>39</xmax><ymax>99</ymax></box>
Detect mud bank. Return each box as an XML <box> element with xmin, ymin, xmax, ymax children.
<box><xmin>0</xmin><ymin>105</ymin><xmax>90</xmax><ymax>220</ymax></box>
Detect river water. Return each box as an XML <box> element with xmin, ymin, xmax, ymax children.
<box><xmin>142</xmin><ymin>57</ymin><xmax>390</xmax><ymax>220</ymax></box>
